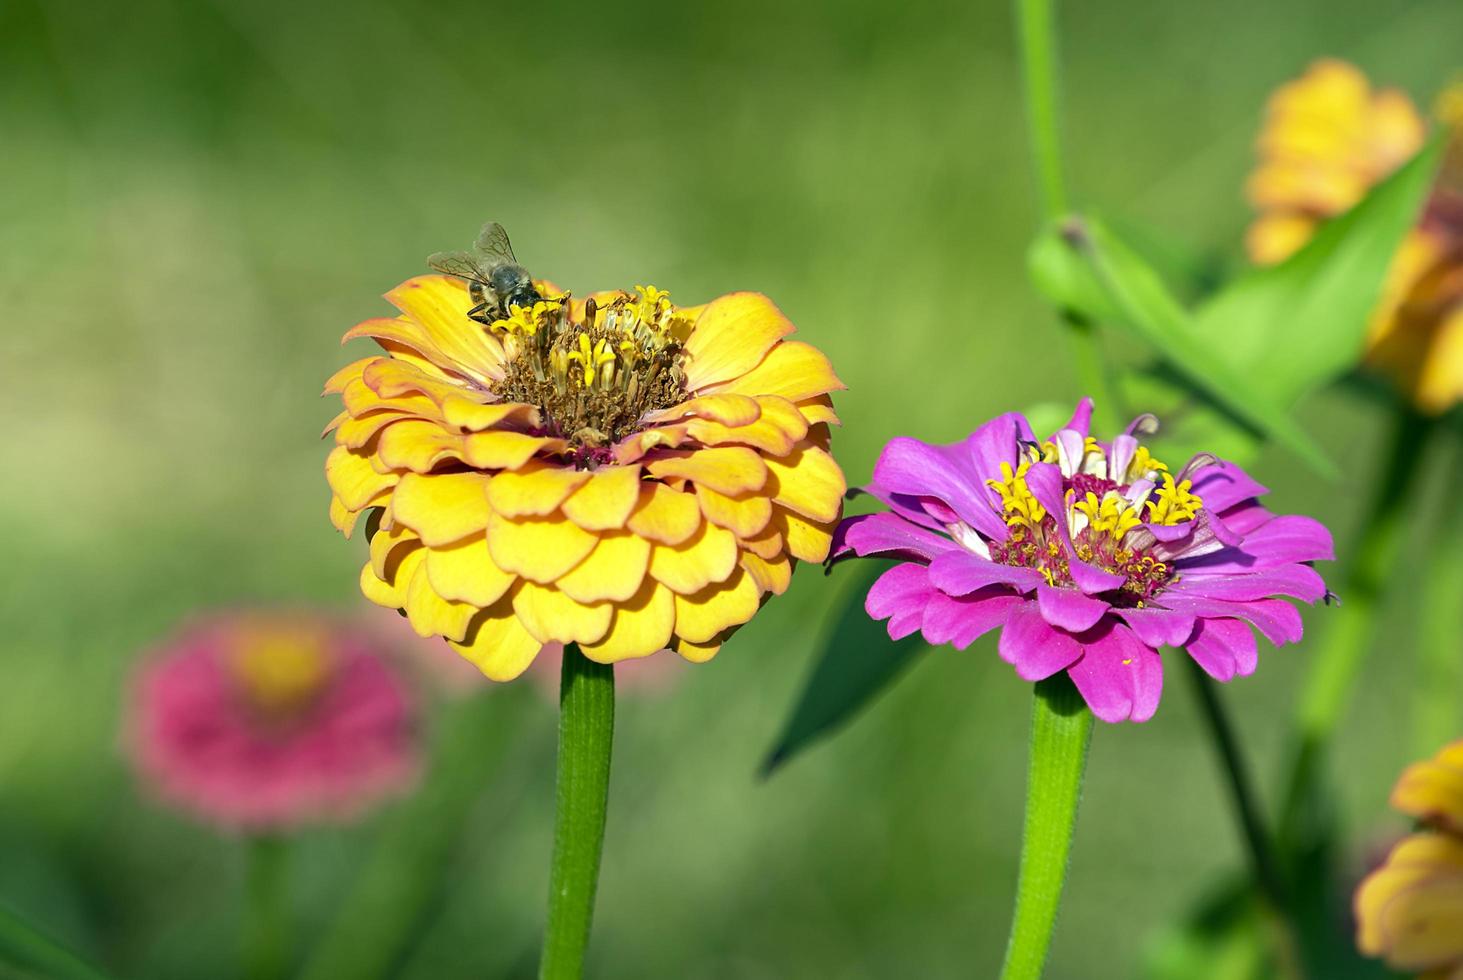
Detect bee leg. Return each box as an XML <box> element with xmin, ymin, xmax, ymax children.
<box><xmin>467</xmin><ymin>301</ymin><xmax>495</xmax><ymax>325</ymax></box>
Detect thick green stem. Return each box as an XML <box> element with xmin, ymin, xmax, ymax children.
<box><xmin>1015</xmin><ymin>0</ymin><xmax>1066</xmax><ymax>221</ymax></box>
<box><xmin>244</xmin><ymin>836</ymin><xmax>290</xmax><ymax>980</ymax></box>
<box><xmin>539</xmin><ymin>646</ymin><xmax>615</xmax><ymax>980</ymax></box>
<box><xmin>0</xmin><ymin>903</ymin><xmax>113</xmax><ymax>980</ymax></box>
<box><xmin>1411</xmin><ymin>443</ymin><xmax>1463</xmax><ymax>757</ymax></box>
<box><xmin>1280</xmin><ymin>408</ymin><xmax>1432</xmax><ymax>846</ymax></box>
<box><xmin>1185</xmin><ymin>659</ymin><xmax>1305</xmax><ymax>979</ymax></box>
<box><xmin>998</xmin><ymin>674</ymin><xmax>1094</xmax><ymax>980</ymax></box>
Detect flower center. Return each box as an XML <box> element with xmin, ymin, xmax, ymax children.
<box><xmin>489</xmin><ymin>285</ymin><xmax>690</xmax><ymax>463</ymax></box>
<box><xmin>226</xmin><ymin>623</ymin><xmax>334</xmax><ymax>721</ymax></box>
<box><xmin>983</xmin><ymin>441</ymin><xmax>1204</xmax><ymax>606</ymax></box>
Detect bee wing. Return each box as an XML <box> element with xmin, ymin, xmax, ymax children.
<box><xmin>426</xmin><ymin>249</ymin><xmax>491</xmax><ymax>281</ymax></box>
<box><xmin>473</xmin><ymin>222</ymin><xmax>518</xmax><ymax>264</ymax></box>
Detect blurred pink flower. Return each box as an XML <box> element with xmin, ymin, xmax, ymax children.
<box><xmin>125</xmin><ymin>611</ymin><xmax>420</xmax><ymax>832</ymax></box>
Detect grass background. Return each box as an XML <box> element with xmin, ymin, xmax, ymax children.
<box><xmin>2</xmin><ymin>0</ymin><xmax>1460</xmax><ymax>976</ymax></box>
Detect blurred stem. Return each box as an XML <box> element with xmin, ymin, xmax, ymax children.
<box><xmin>1281</xmin><ymin>408</ymin><xmax>1432</xmax><ymax>847</ymax></box>
<box><xmin>0</xmin><ymin>903</ymin><xmax>113</xmax><ymax>980</ymax></box>
<box><xmin>1014</xmin><ymin>0</ymin><xmax>1119</xmax><ymax>427</ymax></box>
<box><xmin>998</xmin><ymin>674</ymin><xmax>1093</xmax><ymax>980</ymax></box>
<box><xmin>539</xmin><ymin>645</ymin><xmax>615</xmax><ymax>980</ymax></box>
<box><xmin>299</xmin><ymin>685</ymin><xmax>534</xmax><ymax>980</ymax></box>
<box><xmin>1185</xmin><ymin>660</ymin><xmax>1305</xmax><ymax>980</ymax></box>
<box><xmin>244</xmin><ymin>836</ymin><xmax>289</xmax><ymax>980</ymax></box>
<box><xmin>1411</xmin><ymin>441</ymin><xmax>1463</xmax><ymax>757</ymax></box>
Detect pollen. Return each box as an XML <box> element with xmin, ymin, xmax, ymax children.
<box><xmin>988</xmin><ymin>461</ymin><xmax>1047</xmax><ymax>529</ymax></box>
<box><xmin>1147</xmin><ymin>473</ymin><xmax>1203</xmax><ymax>526</ymax></box>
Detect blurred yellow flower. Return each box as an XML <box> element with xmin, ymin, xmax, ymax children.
<box><xmin>324</xmin><ymin>276</ymin><xmax>845</xmax><ymax>681</ymax></box>
<box><xmin>1247</xmin><ymin>60</ymin><xmax>1463</xmax><ymax>414</ymax></box>
<box><xmin>1355</xmin><ymin>739</ymin><xmax>1463</xmax><ymax>977</ymax></box>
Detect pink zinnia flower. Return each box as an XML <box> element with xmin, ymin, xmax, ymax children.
<box><xmin>831</xmin><ymin>399</ymin><xmax>1334</xmax><ymax>722</ymax></box>
<box><xmin>125</xmin><ymin>611</ymin><xmax>421</xmax><ymax>831</ymax></box>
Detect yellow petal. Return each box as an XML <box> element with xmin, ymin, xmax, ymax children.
<box><xmin>581</xmin><ymin>580</ymin><xmax>676</xmax><ymax>662</ymax></box>
<box><xmin>486</xmin><ymin>510</ymin><xmax>598</xmax><ymax>582</ymax></box>
<box><xmin>425</xmin><ymin>534</ymin><xmax>516</xmax><ymax>607</ymax></box>
<box><xmin>450</xmin><ymin>600</ymin><xmax>544</xmax><ymax>681</ymax></box>
<box><xmin>682</xmin><ymin>292</ymin><xmax>795</xmax><ymax>390</ymax></box>
<box><xmin>796</xmin><ymin>395</ymin><xmax>841</xmax><ymax>427</ymax></box>
<box><xmin>776</xmin><ymin>509</ymin><xmax>836</xmax><ymax>563</ymax></box>
<box><xmin>707</xmin><ymin>340</ymin><xmax>844</xmax><ymax>402</ymax></box>
<box><xmin>674</xmin><ymin>636</ymin><xmax>722</xmax><ymax>663</ymax></box>
<box><xmin>648</xmin><ymin>521</ymin><xmax>738</xmax><ymax>594</ymax></box>
<box><xmin>359</xmin><ymin>548</ymin><xmax>423</xmax><ymax>609</ymax></box>
<box><xmin>646</xmin><ymin>447</ymin><xmax>768</xmax><ymax>496</ymax></box>
<box><xmin>765</xmin><ymin>445</ymin><xmax>846</xmax><ymax>522</ymax></box>
<box><xmin>611</xmin><ymin>425</ymin><xmax>691</xmax><ymax>465</ymax></box>
<box><xmin>331</xmin><ymin>496</ymin><xmax>365</xmax><ymax>537</ymax></box>
<box><xmin>404</xmin><ymin>560</ymin><xmax>477</xmax><ymax>641</ymax></box>
<box><xmin>561</xmin><ymin>465</ymin><xmax>644</xmax><ymax>531</ymax></box>
<box><xmin>647</xmin><ymin>393</ymin><xmax>762</xmax><ymax>427</ymax></box>
<box><xmin>556</xmin><ymin>532</ymin><xmax>652</xmax><ymax>603</ymax></box>
<box><xmin>1377</xmin><ymin>874</ymin><xmax>1463</xmax><ymax>970</ymax></box>
<box><xmin>1357</xmin><ymin>834</ymin><xmax>1463</xmax><ymax>957</ymax></box>
<box><xmin>384</xmin><ymin>276</ymin><xmax>506</xmax><ymax>382</ymax></box>
<box><xmin>696</xmin><ymin>484</ymin><xmax>773</xmax><ymax>538</ymax></box>
<box><xmin>626</xmin><ymin>482</ymin><xmax>702</xmax><ymax>545</ymax></box>
<box><xmin>324</xmin><ymin>357</ymin><xmax>376</xmax><ymax>395</ymax></box>
<box><xmin>487</xmin><ymin>462</ymin><xmax>592</xmax><ymax>517</ymax></box>
<box><xmin>392</xmin><ymin>472</ymin><xmax>492</xmax><ymax>546</ymax></box>
<box><xmin>741</xmin><ymin>551</ymin><xmax>793</xmax><ymax>596</ymax></box>
<box><xmin>512</xmin><ymin>581</ymin><xmax>613</xmax><ymax>645</ymax></box>
<box><xmin>672</xmin><ymin>567</ymin><xmax>761</xmax><ymax>643</ymax></box>
<box><xmin>1393</xmin><ymin>741</ymin><xmax>1463</xmax><ymax>833</ymax></box>
<box><xmin>376</xmin><ymin>419</ymin><xmax>468</xmax><ymax>473</ymax></box>
<box><xmin>738</xmin><ymin>521</ymin><xmax>785</xmax><ymax>560</ymax></box>
<box><xmin>369</xmin><ymin>522</ymin><xmax>419</xmax><ymax>579</ymax></box>
<box><xmin>326</xmin><ymin>445</ymin><xmax>399</xmax><ymax>511</ymax></box>
<box><xmin>336</xmin><ymin>410</ymin><xmax>416</xmax><ymax>450</ymax></box>
<box><xmin>463</xmin><ymin>431</ymin><xmax>565</xmax><ymax>470</ymax></box>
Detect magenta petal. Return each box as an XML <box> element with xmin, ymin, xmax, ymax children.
<box><xmin>962</xmin><ymin>412</ymin><xmax>1034</xmax><ymax>484</ymax></box>
<box><xmin>866</xmin><ymin>563</ymin><xmax>938</xmax><ymax>640</ymax></box>
<box><xmin>840</xmin><ymin>512</ymin><xmax>959</xmax><ymax>562</ymax></box>
<box><xmin>1023</xmin><ymin>463</ymin><xmax>1127</xmax><ymax>594</ymax></box>
<box><xmin>998</xmin><ymin>604</ymin><xmax>1083</xmax><ymax>681</ymax></box>
<box><xmin>1155</xmin><ymin>596</ymin><xmax>1303</xmax><ymax>646</ymax></box>
<box><xmin>928</xmin><ymin>550</ymin><xmax>1045</xmax><ymax>596</ymax></box>
<box><xmin>1171</xmin><ymin>565</ymin><xmax>1326</xmax><ymax>603</ymax></box>
<box><xmin>1066</xmin><ymin>625</ymin><xmax>1162</xmax><ymax>723</ymax></box>
<box><xmin>922</xmin><ymin>589</ymin><xmax>1024</xmax><ymax>650</ymax></box>
<box><xmin>1189</xmin><ymin>462</ymin><xmax>1268</xmax><ymax>512</ymax></box>
<box><xmin>873</xmin><ymin>437</ymin><xmax>1007</xmax><ymax>541</ymax></box>
<box><xmin>1061</xmin><ymin>397</ymin><xmax>1094</xmax><ymax>438</ymax></box>
<box><xmin>1185</xmin><ymin>618</ymin><xmax>1258</xmax><ymax>682</ymax></box>
<box><xmin>1037</xmin><ymin>584</ymin><xmax>1110</xmax><ymax>632</ymax></box>
<box><xmin>1115</xmin><ymin>607</ymin><xmax>1196</xmax><ymax>648</ymax></box>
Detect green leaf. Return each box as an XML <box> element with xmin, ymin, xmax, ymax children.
<box><xmin>760</xmin><ymin>561</ymin><xmax>925</xmax><ymax>777</ymax></box>
<box><xmin>1193</xmin><ymin>135</ymin><xmax>1445</xmax><ymax>402</ymax></box>
<box><xmin>0</xmin><ymin>903</ymin><xmax>114</xmax><ymax>980</ymax></box>
<box><xmin>1029</xmin><ymin>215</ymin><xmax>1335</xmax><ymax>476</ymax></box>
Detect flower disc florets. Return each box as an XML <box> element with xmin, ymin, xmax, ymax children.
<box><xmin>831</xmin><ymin>399</ymin><xmax>1333</xmax><ymax>723</ymax></box>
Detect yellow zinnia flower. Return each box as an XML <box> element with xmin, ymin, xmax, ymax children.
<box><xmin>1355</xmin><ymin>739</ymin><xmax>1463</xmax><ymax>977</ymax></box>
<box><xmin>323</xmin><ymin>270</ymin><xmax>846</xmax><ymax>681</ymax></box>
<box><xmin>1247</xmin><ymin>59</ymin><xmax>1463</xmax><ymax>414</ymax></box>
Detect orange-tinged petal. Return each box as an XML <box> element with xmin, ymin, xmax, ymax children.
<box><xmin>324</xmin><ymin>357</ymin><xmax>376</xmax><ymax>395</ymax></box>
<box><xmin>777</xmin><ymin>509</ymin><xmax>836</xmax><ymax>563</ymax></box>
<box><xmin>377</xmin><ymin>419</ymin><xmax>468</xmax><ymax>473</ymax></box>
<box><xmin>561</xmin><ymin>465</ymin><xmax>643</xmax><ymax>531</ymax></box>
<box><xmin>707</xmin><ymin>340</ymin><xmax>844</xmax><ymax>402</ymax></box>
<box><xmin>765</xmin><ymin>445</ymin><xmax>846</xmax><ymax>522</ymax></box>
<box><xmin>626</xmin><ymin>483</ymin><xmax>702</xmax><ymax>545</ymax></box>
<box><xmin>327</xmin><ymin>445</ymin><xmax>399</xmax><ymax>511</ymax></box>
<box><xmin>450</xmin><ymin>600</ymin><xmax>544</xmax><ymax>681</ymax></box>
<box><xmin>612</xmin><ymin>425</ymin><xmax>691</xmax><ymax>465</ymax></box>
<box><xmin>463</xmin><ymin>431</ymin><xmax>565</xmax><ymax>470</ymax></box>
<box><xmin>581</xmin><ymin>580</ymin><xmax>675</xmax><ymax>663</ymax></box>
<box><xmin>648</xmin><ymin>521</ymin><xmax>738</xmax><ymax>594</ymax></box>
<box><xmin>672</xmin><ymin>566</ymin><xmax>761</xmax><ymax>643</ymax></box>
<box><xmin>796</xmin><ymin>395</ymin><xmax>841</xmax><ymax>427</ymax></box>
<box><xmin>647</xmin><ymin>393</ymin><xmax>761</xmax><ymax>427</ymax></box>
<box><xmin>682</xmin><ymin>292</ymin><xmax>795</xmax><ymax>390</ymax></box>
<box><xmin>674</xmin><ymin>636</ymin><xmax>721</xmax><ymax>663</ymax></box>
<box><xmin>741</xmin><ymin>551</ymin><xmax>792</xmax><ymax>596</ymax></box>
<box><xmin>485</xmin><ymin>511</ymin><xmax>598</xmax><ymax>583</ymax></box>
<box><xmin>337</xmin><ymin>410</ymin><xmax>417</xmax><ymax>450</ymax></box>
<box><xmin>424</xmin><ymin>534</ymin><xmax>516</xmax><ymax>607</ymax></box>
<box><xmin>646</xmin><ymin>447</ymin><xmax>767</xmax><ymax>495</ymax></box>
<box><xmin>392</xmin><ymin>472</ymin><xmax>492</xmax><ymax>546</ymax></box>
<box><xmin>331</xmin><ymin>496</ymin><xmax>366</xmax><ymax>537</ymax></box>
<box><xmin>404</xmin><ymin>561</ymin><xmax>477</xmax><ymax>641</ymax></box>
<box><xmin>342</xmin><ymin>376</ymin><xmax>440</xmax><ymax>421</ymax></box>
<box><xmin>738</xmin><ymin>521</ymin><xmax>785</xmax><ymax>560</ymax></box>
<box><xmin>555</xmin><ymin>532</ymin><xmax>652</xmax><ymax>604</ymax></box>
<box><xmin>384</xmin><ymin>276</ymin><xmax>506</xmax><ymax>382</ymax></box>
<box><xmin>487</xmin><ymin>463</ymin><xmax>592</xmax><ymax>517</ymax></box>
<box><xmin>512</xmin><ymin>581</ymin><xmax>613</xmax><ymax>645</ymax></box>
<box><xmin>696</xmin><ymin>484</ymin><xmax>773</xmax><ymax>538</ymax></box>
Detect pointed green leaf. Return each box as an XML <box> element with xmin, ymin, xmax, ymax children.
<box><xmin>760</xmin><ymin>561</ymin><xmax>925</xmax><ymax>777</ymax></box>
<box><xmin>0</xmin><ymin>903</ymin><xmax>114</xmax><ymax>980</ymax></box>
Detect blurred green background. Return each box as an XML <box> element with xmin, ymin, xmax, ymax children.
<box><xmin>3</xmin><ymin>0</ymin><xmax>1461</xmax><ymax>976</ymax></box>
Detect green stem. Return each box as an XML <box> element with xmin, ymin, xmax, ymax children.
<box><xmin>1280</xmin><ymin>408</ymin><xmax>1432</xmax><ymax>846</ymax></box>
<box><xmin>244</xmin><ymin>836</ymin><xmax>290</xmax><ymax>980</ymax></box>
<box><xmin>0</xmin><ymin>903</ymin><xmax>113</xmax><ymax>980</ymax></box>
<box><xmin>1185</xmin><ymin>659</ymin><xmax>1305</xmax><ymax>980</ymax></box>
<box><xmin>539</xmin><ymin>645</ymin><xmax>615</xmax><ymax>980</ymax></box>
<box><xmin>1015</xmin><ymin>0</ymin><xmax>1067</xmax><ymax>220</ymax></box>
<box><xmin>1411</xmin><ymin>441</ymin><xmax>1463</xmax><ymax>757</ymax></box>
<box><xmin>998</xmin><ymin>674</ymin><xmax>1094</xmax><ymax>980</ymax></box>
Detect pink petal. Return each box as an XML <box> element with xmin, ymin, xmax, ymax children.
<box><xmin>1037</xmin><ymin>584</ymin><xmax>1111</xmax><ymax>632</ymax></box>
<box><xmin>928</xmin><ymin>550</ymin><xmax>1045</xmax><ymax>597</ymax></box>
<box><xmin>1185</xmin><ymin>617</ymin><xmax>1259</xmax><ymax>682</ymax></box>
<box><xmin>838</xmin><ymin>512</ymin><xmax>959</xmax><ymax>563</ymax></box>
<box><xmin>998</xmin><ymin>604</ymin><xmax>1083</xmax><ymax>681</ymax></box>
<box><xmin>922</xmin><ymin>589</ymin><xmax>1024</xmax><ymax>650</ymax></box>
<box><xmin>866</xmin><ymin>563</ymin><xmax>939</xmax><ymax>641</ymax></box>
<box><xmin>1115</xmin><ymin>607</ymin><xmax>1196</xmax><ymax>648</ymax></box>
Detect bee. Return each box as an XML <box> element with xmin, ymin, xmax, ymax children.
<box><xmin>427</xmin><ymin>221</ymin><xmax>542</xmax><ymax>325</ymax></box>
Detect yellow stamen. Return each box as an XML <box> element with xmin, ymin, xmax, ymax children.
<box><xmin>1147</xmin><ymin>473</ymin><xmax>1203</xmax><ymax>525</ymax></box>
<box><xmin>987</xmin><ymin>461</ymin><xmax>1047</xmax><ymax>529</ymax></box>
